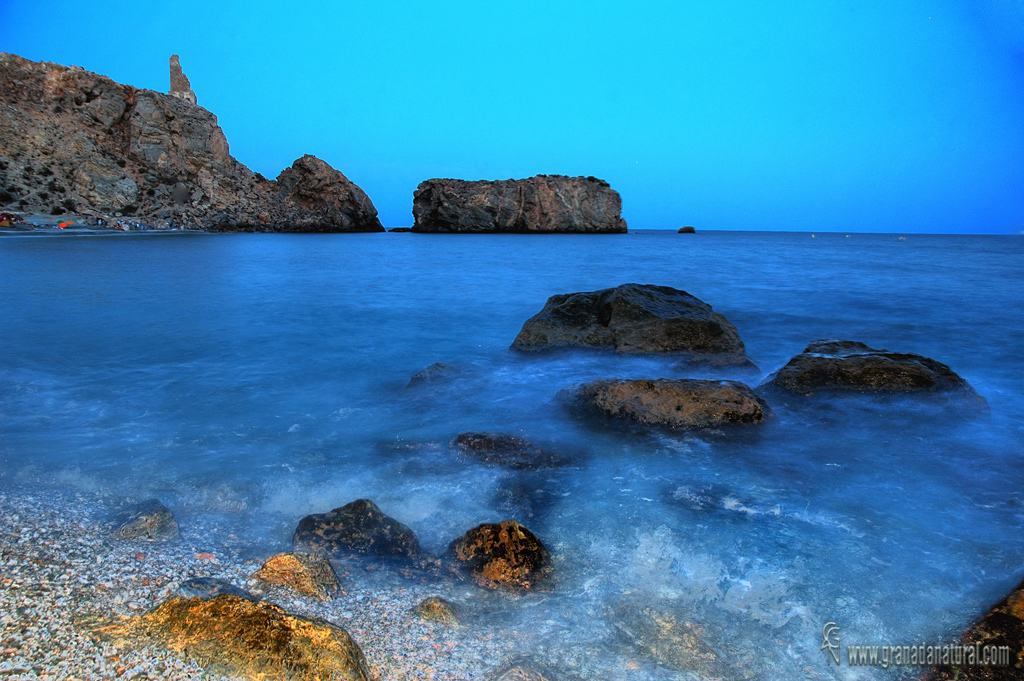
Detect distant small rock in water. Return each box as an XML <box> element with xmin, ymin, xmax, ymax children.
<box><xmin>407</xmin><ymin>361</ymin><xmax>457</xmax><ymax>387</ymax></box>
<box><xmin>447</xmin><ymin>520</ymin><xmax>549</xmax><ymax>590</ymax></box>
<box><xmin>413</xmin><ymin>596</ymin><xmax>459</xmax><ymax>626</ymax></box>
<box><xmin>677</xmin><ymin>225</ymin><xmax>696</xmax><ymax>233</ymax></box>
<box><xmin>387</xmin><ymin>227</ymin><xmax>413</xmax><ymax>232</ymax></box>
<box><xmin>758</xmin><ymin>339</ymin><xmax>986</xmax><ymax>406</ymax></box>
<box><xmin>511</xmin><ymin>283</ymin><xmax>753</xmax><ymax>368</ymax></box>
<box><xmin>253</xmin><ymin>552</ymin><xmax>343</xmax><ymax>600</ymax></box>
<box><xmin>452</xmin><ymin>432</ymin><xmax>567</xmax><ymax>470</ymax></box>
<box><xmin>175</xmin><ymin>577</ymin><xmax>253</xmax><ymax>601</ymax></box>
<box><xmin>293</xmin><ymin>499</ymin><xmax>421</xmax><ymax>559</ymax></box>
<box><xmin>91</xmin><ymin>594</ymin><xmax>371</xmax><ymax>681</ymax></box>
<box><xmin>412</xmin><ymin>175</ymin><xmax>627</xmax><ymax>233</ymax></box>
<box><xmin>562</xmin><ymin>378</ymin><xmax>772</xmax><ymax>430</ymax></box>
<box><xmin>114</xmin><ymin>499</ymin><xmax>179</xmax><ymax>541</ymax></box>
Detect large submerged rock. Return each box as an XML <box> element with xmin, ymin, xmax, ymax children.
<box><xmin>563</xmin><ymin>378</ymin><xmax>772</xmax><ymax>429</ymax></box>
<box><xmin>452</xmin><ymin>432</ymin><xmax>566</xmax><ymax>470</ymax></box>
<box><xmin>921</xmin><ymin>577</ymin><xmax>1024</xmax><ymax>680</ymax></box>
<box><xmin>511</xmin><ymin>284</ymin><xmax>754</xmax><ymax>368</ymax></box>
<box><xmin>293</xmin><ymin>499</ymin><xmax>421</xmax><ymax>559</ymax></box>
<box><xmin>758</xmin><ymin>339</ymin><xmax>985</xmax><ymax>405</ymax></box>
<box><xmin>0</xmin><ymin>53</ymin><xmax>383</xmax><ymax>232</ymax></box>
<box><xmin>91</xmin><ymin>594</ymin><xmax>371</xmax><ymax>681</ymax></box>
<box><xmin>411</xmin><ymin>175</ymin><xmax>627</xmax><ymax>233</ymax></box>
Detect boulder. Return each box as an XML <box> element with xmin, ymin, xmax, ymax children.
<box><xmin>407</xmin><ymin>361</ymin><xmax>457</xmax><ymax>387</ymax></box>
<box><xmin>452</xmin><ymin>432</ymin><xmax>565</xmax><ymax>470</ymax></box>
<box><xmin>412</xmin><ymin>175</ymin><xmax>627</xmax><ymax>233</ymax></box>
<box><xmin>562</xmin><ymin>378</ymin><xmax>771</xmax><ymax>429</ymax></box>
<box><xmin>174</xmin><ymin>577</ymin><xmax>254</xmax><ymax>601</ymax></box>
<box><xmin>0</xmin><ymin>53</ymin><xmax>383</xmax><ymax>232</ymax></box>
<box><xmin>293</xmin><ymin>499</ymin><xmax>420</xmax><ymax>559</ymax></box>
<box><xmin>758</xmin><ymin>339</ymin><xmax>985</xmax><ymax>405</ymax></box>
<box><xmin>413</xmin><ymin>596</ymin><xmax>459</xmax><ymax>626</ymax></box>
<box><xmin>510</xmin><ymin>283</ymin><xmax>754</xmax><ymax>368</ymax></box>
<box><xmin>921</xmin><ymin>577</ymin><xmax>1024</xmax><ymax>680</ymax></box>
<box><xmin>114</xmin><ymin>499</ymin><xmax>179</xmax><ymax>541</ymax></box>
<box><xmin>447</xmin><ymin>520</ymin><xmax>549</xmax><ymax>590</ymax></box>
<box><xmin>91</xmin><ymin>594</ymin><xmax>371</xmax><ymax>681</ymax></box>
<box><xmin>252</xmin><ymin>552</ymin><xmax>343</xmax><ymax>600</ymax></box>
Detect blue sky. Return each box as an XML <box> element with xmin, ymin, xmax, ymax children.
<box><xmin>2</xmin><ymin>1</ymin><xmax>1023</xmax><ymax>232</ymax></box>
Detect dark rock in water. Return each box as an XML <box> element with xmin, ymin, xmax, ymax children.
<box><xmin>447</xmin><ymin>520</ymin><xmax>549</xmax><ymax>590</ymax></box>
<box><xmin>388</xmin><ymin>227</ymin><xmax>413</xmax><ymax>232</ymax></box>
<box><xmin>489</xmin><ymin>661</ymin><xmax>559</xmax><ymax>681</ymax></box>
<box><xmin>510</xmin><ymin>283</ymin><xmax>753</xmax><ymax>367</ymax></box>
<box><xmin>407</xmin><ymin>361</ymin><xmax>457</xmax><ymax>387</ymax></box>
<box><xmin>678</xmin><ymin>225</ymin><xmax>696</xmax><ymax>233</ymax></box>
<box><xmin>611</xmin><ymin>601</ymin><xmax>728</xmax><ymax>677</ymax></box>
<box><xmin>413</xmin><ymin>596</ymin><xmax>459</xmax><ymax>626</ymax></box>
<box><xmin>452</xmin><ymin>432</ymin><xmax>566</xmax><ymax>470</ymax></box>
<box><xmin>758</xmin><ymin>339</ymin><xmax>985</xmax><ymax>405</ymax></box>
<box><xmin>175</xmin><ymin>577</ymin><xmax>253</xmax><ymax>601</ymax></box>
<box><xmin>91</xmin><ymin>594</ymin><xmax>370</xmax><ymax>681</ymax></box>
<box><xmin>563</xmin><ymin>378</ymin><xmax>772</xmax><ymax>430</ymax></box>
<box><xmin>115</xmin><ymin>499</ymin><xmax>179</xmax><ymax>541</ymax></box>
<box><xmin>412</xmin><ymin>175</ymin><xmax>627</xmax><ymax>233</ymax></box>
<box><xmin>0</xmin><ymin>53</ymin><xmax>383</xmax><ymax>232</ymax></box>
<box><xmin>921</xmin><ymin>577</ymin><xmax>1024</xmax><ymax>680</ymax></box>
<box><xmin>293</xmin><ymin>499</ymin><xmax>420</xmax><ymax>559</ymax></box>
<box><xmin>252</xmin><ymin>552</ymin><xmax>343</xmax><ymax>601</ymax></box>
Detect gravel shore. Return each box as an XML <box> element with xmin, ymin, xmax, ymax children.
<box><xmin>0</xmin><ymin>485</ymin><xmax>595</xmax><ymax>681</ymax></box>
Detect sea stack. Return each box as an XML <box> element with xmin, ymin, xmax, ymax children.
<box><xmin>411</xmin><ymin>175</ymin><xmax>627</xmax><ymax>233</ymax></box>
<box><xmin>168</xmin><ymin>55</ymin><xmax>197</xmax><ymax>105</ymax></box>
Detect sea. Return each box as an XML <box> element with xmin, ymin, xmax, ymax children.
<box><xmin>2</xmin><ymin>229</ymin><xmax>1023</xmax><ymax>680</ymax></box>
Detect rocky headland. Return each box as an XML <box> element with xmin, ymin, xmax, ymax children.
<box><xmin>0</xmin><ymin>53</ymin><xmax>383</xmax><ymax>232</ymax></box>
<box><xmin>411</xmin><ymin>175</ymin><xmax>627</xmax><ymax>233</ymax></box>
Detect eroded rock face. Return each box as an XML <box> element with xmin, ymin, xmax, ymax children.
<box><xmin>114</xmin><ymin>499</ymin><xmax>178</xmax><ymax>541</ymax></box>
<box><xmin>92</xmin><ymin>594</ymin><xmax>371</xmax><ymax>681</ymax></box>
<box><xmin>293</xmin><ymin>499</ymin><xmax>420</xmax><ymax>559</ymax></box>
<box><xmin>511</xmin><ymin>284</ymin><xmax>754</xmax><ymax>368</ymax></box>
<box><xmin>563</xmin><ymin>378</ymin><xmax>772</xmax><ymax>429</ymax></box>
<box><xmin>253</xmin><ymin>552</ymin><xmax>343</xmax><ymax>600</ymax></box>
<box><xmin>412</xmin><ymin>175</ymin><xmax>627</xmax><ymax>233</ymax></box>
<box><xmin>447</xmin><ymin>520</ymin><xmax>549</xmax><ymax>590</ymax></box>
<box><xmin>921</xmin><ymin>577</ymin><xmax>1024</xmax><ymax>680</ymax></box>
<box><xmin>0</xmin><ymin>53</ymin><xmax>383</xmax><ymax>232</ymax></box>
<box><xmin>168</xmin><ymin>55</ymin><xmax>197</xmax><ymax>105</ymax></box>
<box><xmin>758</xmin><ymin>339</ymin><xmax>985</xmax><ymax>405</ymax></box>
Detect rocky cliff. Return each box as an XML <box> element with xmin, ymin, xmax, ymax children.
<box><xmin>411</xmin><ymin>175</ymin><xmax>627</xmax><ymax>233</ymax></box>
<box><xmin>0</xmin><ymin>53</ymin><xmax>383</xmax><ymax>232</ymax></box>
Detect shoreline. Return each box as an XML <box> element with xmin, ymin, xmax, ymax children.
<box><xmin>0</xmin><ymin>483</ymin><xmax>567</xmax><ymax>681</ymax></box>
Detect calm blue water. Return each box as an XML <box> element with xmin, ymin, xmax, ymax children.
<box><xmin>2</xmin><ymin>230</ymin><xmax>1023</xmax><ymax>679</ymax></box>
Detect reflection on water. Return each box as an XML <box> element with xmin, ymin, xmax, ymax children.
<box><xmin>2</xmin><ymin>231</ymin><xmax>1023</xmax><ymax>679</ymax></box>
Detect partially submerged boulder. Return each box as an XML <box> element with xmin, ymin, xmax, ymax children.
<box><xmin>452</xmin><ymin>432</ymin><xmax>565</xmax><ymax>470</ymax></box>
<box><xmin>511</xmin><ymin>284</ymin><xmax>754</xmax><ymax>368</ymax></box>
<box><xmin>91</xmin><ymin>594</ymin><xmax>371</xmax><ymax>681</ymax></box>
<box><xmin>611</xmin><ymin>601</ymin><xmax>728</xmax><ymax>677</ymax></box>
<box><xmin>490</xmin><ymin>662</ymin><xmax>560</xmax><ymax>681</ymax></box>
<box><xmin>758</xmin><ymin>339</ymin><xmax>985</xmax><ymax>405</ymax></box>
<box><xmin>413</xmin><ymin>596</ymin><xmax>459</xmax><ymax>626</ymax></box>
<box><xmin>115</xmin><ymin>499</ymin><xmax>179</xmax><ymax>541</ymax></box>
<box><xmin>447</xmin><ymin>520</ymin><xmax>549</xmax><ymax>590</ymax></box>
<box><xmin>563</xmin><ymin>378</ymin><xmax>771</xmax><ymax>430</ymax></box>
<box><xmin>174</xmin><ymin>577</ymin><xmax>253</xmax><ymax>601</ymax></box>
<box><xmin>293</xmin><ymin>499</ymin><xmax>420</xmax><ymax>559</ymax></box>
<box><xmin>407</xmin><ymin>361</ymin><xmax>457</xmax><ymax>387</ymax></box>
<box><xmin>253</xmin><ymin>552</ymin><xmax>343</xmax><ymax>600</ymax></box>
<box><xmin>412</xmin><ymin>175</ymin><xmax>627</xmax><ymax>233</ymax></box>
<box><xmin>921</xmin><ymin>577</ymin><xmax>1024</xmax><ymax>680</ymax></box>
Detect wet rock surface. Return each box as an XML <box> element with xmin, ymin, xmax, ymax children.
<box><xmin>759</xmin><ymin>339</ymin><xmax>985</xmax><ymax>404</ymax></box>
<box><xmin>511</xmin><ymin>283</ymin><xmax>753</xmax><ymax>366</ymax></box>
<box><xmin>610</xmin><ymin>601</ymin><xmax>729</xmax><ymax>677</ymax></box>
<box><xmin>921</xmin><ymin>578</ymin><xmax>1024</xmax><ymax>680</ymax></box>
<box><xmin>452</xmin><ymin>432</ymin><xmax>566</xmax><ymax>470</ymax></box>
<box><xmin>447</xmin><ymin>520</ymin><xmax>550</xmax><ymax>590</ymax></box>
<box><xmin>92</xmin><ymin>594</ymin><xmax>371</xmax><ymax>681</ymax></box>
<box><xmin>413</xmin><ymin>596</ymin><xmax>460</xmax><ymax>626</ymax></box>
<box><xmin>407</xmin><ymin>361</ymin><xmax>458</xmax><ymax>387</ymax></box>
<box><xmin>412</xmin><ymin>175</ymin><xmax>627</xmax><ymax>233</ymax></box>
<box><xmin>293</xmin><ymin>499</ymin><xmax>420</xmax><ymax>559</ymax></box>
<box><xmin>174</xmin><ymin>577</ymin><xmax>253</xmax><ymax>600</ymax></box>
<box><xmin>563</xmin><ymin>378</ymin><xmax>772</xmax><ymax>429</ymax></box>
<box><xmin>489</xmin><ymin>661</ymin><xmax>559</xmax><ymax>681</ymax></box>
<box><xmin>252</xmin><ymin>552</ymin><xmax>343</xmax><ymax>600</ymax></box>
<box><xmin>115</xmin><ymin>499</ymin><xmax>179</xmax><ymax>541</ymax></box>
<box><xmin>0</xmin><ymin>53</ymin><xmax>383</xmax><ymax>231</ymax></box>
